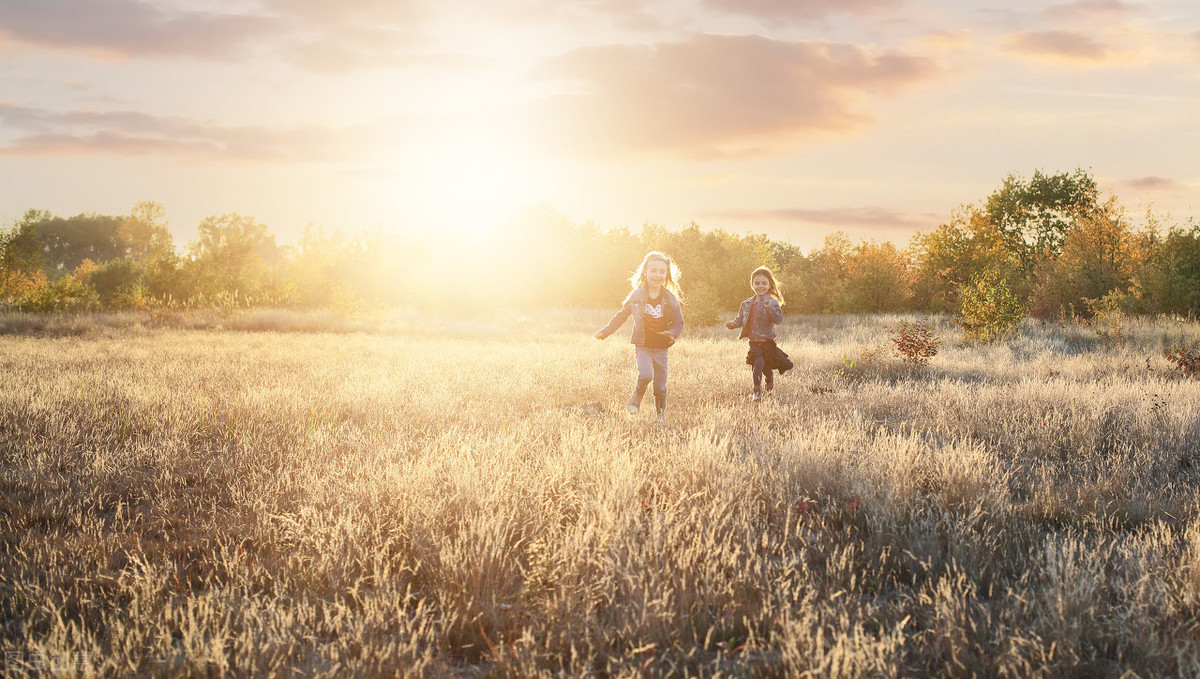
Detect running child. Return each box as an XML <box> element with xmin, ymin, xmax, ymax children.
<box><xmin>594</xmin><ymin>251</ymin><xmax>684</xmax><ymax>423</ymax></box>
<box><xmin>726</xmin><ymin>266</ymin><xmax>793</xmax><ymax>401</ymax></box>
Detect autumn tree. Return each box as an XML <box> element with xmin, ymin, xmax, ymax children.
<box><xmin>790</xmin><ymin>232</ymin><xmax>851</xmax><ymax>314</ymax></box>
<box><xmin>827</xmin><ymin>239</ymin><xmax>911</xmax><ymax>313</ymax></box>
<box><xmin>1128</xmin><ymin>218</ymin><xmax>1200</xmax><ymax>316</ymax></box>
<box><xmin>909</xmin><ymin>205</ymin><xmax>1018</xmax><ymax>312</ymax></box>
<box><xmin>1029</xmin><ymin>198</ymin><xmax>1141</xmax><ymax>318</ymax></box>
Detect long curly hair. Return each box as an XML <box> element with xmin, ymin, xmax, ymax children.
<box><xmin>625</xmin><ymin>251</ymin><xmax>682</xmax><ymax>302</ymax></box>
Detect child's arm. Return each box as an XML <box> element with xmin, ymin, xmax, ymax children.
<box><xmin>725</xmin><ymin>303</ymin><xmax>744</xmax><ymax>330</ymax></box>
<box><xmin>767</xmin><ymin>297</ymin><xmax>783</xmax><ymax>324</ymax></box>
<box><xmin>651</xmin><ymin>297</ymin><xmax>685</xmax><ymax>347</ymax></box>
<box><xmin>595</xmin><ymin>299</ymin><xmax>633</xmax><ymax>339</ymax></box>
<box><xmin>666</xmin><ymin>298</ymin><xmax>685</xmax><ymax>341</ymax></box>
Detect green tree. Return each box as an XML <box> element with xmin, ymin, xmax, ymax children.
<box><xmin>985</xmin><ymin>168</ymin><xmax>1100</xmax><ymax>273</ymax></box>
<box><xmin>0</xmin><ymin>212</ymin><xmax>46</xmax><ymax>303</ymax></box>
<box><xmin>24</xmin><ymin>210</ymin><xmax>125</xmax><ymax>276</ymax></box>
<box><xmin>117</xmin><ymin>201</ymin><xmax>174</xmax><ymax>262</ymax></box>
<box><xmin>87</xmin><ymin>258</ymin><xmax>147</xmax><ymax>308</ymax></box>
<box><xmin>186</xmin><ymin>213</ymin><xmax>279</xmax><ymax>299</ymax></box>
<box><xmin>3</xmin><ymin>211</ymin><xmax>49</xmax><ymax>265</ymax></box>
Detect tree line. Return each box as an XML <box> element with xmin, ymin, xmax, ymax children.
<box><xmin>2</xmin><ymin>168</ymin><xmax>1199</xmax><ymax>324</ymax></box>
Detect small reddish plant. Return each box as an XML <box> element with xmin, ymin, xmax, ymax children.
<box><xmin>1164</xmin><ymin>345</ymin><xmax>1200</xmax><ymax>377</ymax></box>
<box><xmin>886</xmin><ymin>318</ymin><xmax>942</xmax><ymax>367</ymax></box>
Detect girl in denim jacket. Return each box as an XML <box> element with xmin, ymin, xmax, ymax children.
<box><xmin>595</xmin><ymin>251</ymin><xmax>684</xmax><ymax>423</ymax></box>
<box><xmin>726</xmin><ymin>267</ymin><xmax>792</xmax><ymax>401</ymax></box>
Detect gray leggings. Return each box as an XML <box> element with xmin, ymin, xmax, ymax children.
<box><xmin>631</xmin><ymin>346</ymin><xmax>669</xmax><ymax>413</ymax></box>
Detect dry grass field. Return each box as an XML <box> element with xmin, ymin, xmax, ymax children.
<box><xmin>2</xmin><ymin>309</ymin><xmax>1199</xmax><ymax>677</ymax></box>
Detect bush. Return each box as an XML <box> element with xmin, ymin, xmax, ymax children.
<box><xmin>956</xmin><ymin>272</ymin><xmax>1025</xmax><ymax>343</ymax></box>
<box><xmin>1088</xmin><ymin>291</ymin><xmax>1128</xmax><ymax>343</ymax></box>
<box><xmin>18</xmin><ymin>271</ymin><xmax>98</xmax><ymax>312</ymax></box>
<box><xmin>86</xmin><ymin>258</ymin><xmax>147</xmax><ymax>309</ymax></box>
<box><xmin>1164</xmin><ymin>345</ymin><xmax>1200</xmax><ymax>377</ymax></box>
<box><xmin>886</xmin><ymin>318</ymin><xmax>941</xmax><ymax>366</ymax></box>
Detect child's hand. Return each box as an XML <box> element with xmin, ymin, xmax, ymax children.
<box><xmin>594</xmin><ymin>330</ymin><xmax>604</xmax><ymax>339</ymax></box>
<box><xmin>656</xmin><ymin>330</ymin><xmax>675</xmax><ymax>347</ymax></box>
<box><xmin>725</xmin><ymin>320</ymin><xmax>737</xmax><ymax>329</ymax></box>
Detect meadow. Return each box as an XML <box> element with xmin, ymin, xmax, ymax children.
<box><xmin>1</xmin><ymin>308</ymin><xmax>1199</xmax><ymax>677</ymax></box>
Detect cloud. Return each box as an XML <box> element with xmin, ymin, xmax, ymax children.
<box><xmin>0</xmin><ymin>0</ymin><xmax>276</xmax><ymax>59</ymax></box>
<box><xmin>474</xmin><ymin>0</ymin><xmax>667</xmax><ymax>31</ymax></box>
<box><xmin>0</xmin><ymin>0</ymin><xmax>433</xmax><ymax>70</ymax></box>
<box><xmin>525</xmin><ymin>34</ymin><xmax>941</xmax><ymax>159</ymax></box>
<box><xmin>0</xmin><ymin>102</ymin><xmax>403</xmax><ymax>162</ymax></box>
<box><xmin>1044</xmin><ymin>1</ymin><xmax>1136</xmax><ymax>25</ymax></box>
<box><xmin>999</xmin><ymin>29</ymin><xmax>1113</xmax><ymax>63</ymax></box>
<box><xmin>709</xmin><ymin>205</ymin><xmax>941</xmax><ymax>231</ymax></box>
<box><xmin>1121</xmin><ymin>176</ymin><xmax>1183</xmax><ymax>192</ymax></box>
<box><xmin>701</xmin><ymin>0</ymin><xmax>903</xmax><ymax>24</ymax></box>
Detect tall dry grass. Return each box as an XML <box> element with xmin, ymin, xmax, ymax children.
<box><xmin>1</xmin><ymin>310</ymin><xmax>1199</xmax><ymax>677</ymax></box>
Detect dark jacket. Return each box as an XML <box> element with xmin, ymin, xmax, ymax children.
<box><xmin>729</xmin><ymin>295</ymin><xmax>783</xmax><ymax>340</ymax></box>
<box><xmin>597</xmin><ymin>287</ymin><xmax>684</xmax><ymax>346</ymax></box>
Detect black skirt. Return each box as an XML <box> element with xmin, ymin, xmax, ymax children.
<box><xmin>746</xmin><ymin>339</ymin><xmax>793</xmax><ymax>374</ymax></box>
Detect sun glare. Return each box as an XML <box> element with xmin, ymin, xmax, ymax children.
<box><xmin>406</xmin><ymin>129</ymin><xmax>536</xmax><ymax>237</ymax></box>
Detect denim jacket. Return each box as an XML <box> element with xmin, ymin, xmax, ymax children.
<box><xmin>597</xmin><ymin>287</ymin><xmax>684</xmax><ymax>346</ymax></box>
<box><xmin>730</xmin><ymin>295</ymin><xmax>782</xmax><ymax>340</ymax></box>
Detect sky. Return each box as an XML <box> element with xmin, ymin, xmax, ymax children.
<box><xmin>1</xmin><ymin>0</ymin><xmax>1198</xmax><ymax>252</ymax></box>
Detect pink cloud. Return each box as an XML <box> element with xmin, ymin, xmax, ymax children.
<box><xmin>710</xmin><ymin>206</ymin><xmax>941</xmax><ymax>231</ymax></box>
<box><xmin>0</xmin><ymin>0</ymin><xmax>275</xmax><ymax>59</ymax></box>
<box><xmin>701</xmin><ymin>0</ymin><xmax>903</xmax><ymax>24</ymax></box>
<box><xmin>1044</xmin><ymin>1</ymin><xmax>1136</xmax><ymax>24</ymax></box>
<box><xmin>0</xmin><ymin>102</ymin><xmax>403</xmax><ymax>162</ymax></box>
<box><xmin>0</xmin><ymin>0</ymin><xmax>433</xmax><ymax>71</ymax></box>
<box><xmin>484</xmin><ymin>0</ymin><xmax>667</xmax><ymax>31</ymax></box>
<box><xmin>1122</xmin><ymin>176</ymin><xmax>1183</xmax><ymax>192</ymax></box>
<box><xmin>526</xmin><ymin>34</ymin><xmax>941</xmax><ymax>159</ymax></box>
<box><xmin>1001</xmin><ymin>30</ymin><xmax>1113</xmax><ymax>63</ymax></box>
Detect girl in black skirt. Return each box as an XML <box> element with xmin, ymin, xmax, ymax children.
<box><xmin>726</xmin><ymin>267</ymin><xmax>792</xmax><ymax>401</ymax></box>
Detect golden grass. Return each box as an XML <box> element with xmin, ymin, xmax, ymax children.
<box><xmin>2</xmin><ymin>310</ymin><xmax>1199</xmax><ymax>677</ymax></box>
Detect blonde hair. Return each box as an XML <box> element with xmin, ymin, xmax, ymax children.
<box><xmin>626</xmin><ymin>251</ymin><xmax>682</xmax><ymax>301</ymax></box>
<box><xmin>751</xmin><ymin>266</ymin><xmax>784</xmax><ymax>305</ymax></box>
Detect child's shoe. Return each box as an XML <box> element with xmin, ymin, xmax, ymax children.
<box><xmin>764</xmin><ymin>379</ymin><xmax>774</xmax><ymax>393</ymax></box>
<box><xmin>751</xmin><ymin>391</ymin><xmax>762</xmax><ymax>402</ymax></box>
<box><xmin>627</xmin><ymin>402</ymin><xmax>639</xmax><ymax>415</ymax></box>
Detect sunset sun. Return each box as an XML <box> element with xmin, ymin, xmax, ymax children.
<box><xmin>407</xmin><ymin>128</ymin><xmax>537</xmax><ymax>236</ymax></box>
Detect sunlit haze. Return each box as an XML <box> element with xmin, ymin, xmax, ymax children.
<box><xmin>1</xmin><ymin>0</ymin><xmax>1198</xmax><ymax>250</ymax></box>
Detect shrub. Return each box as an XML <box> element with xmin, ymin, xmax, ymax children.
<box><xmin>86</xmin><ymin>258</ymin><xmax>148</xmax><ymax>309</ymax></box>
<box><xmin>1164</xmin><ymin>345</ymin><xmax>1200</xmax><ymax>377</ymax></box>
<box><xmin>956</xmin><ymin>271</ymin><xmax>1025</xmax><ymax>343</ymax></box>
<box><xmin>1088</xmin><ymin>291</ymin><xmax>1128</xmax><ymax>343</ymax></box>
<box><xmin>18</xmin><ymin>271</ymin><xmax>98</xmax><ymax>312</ymax></box>
<box><xmin>886</xmin><ymin>318</ymin><xmax>941</xmax><ymax>366</ymax></box>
